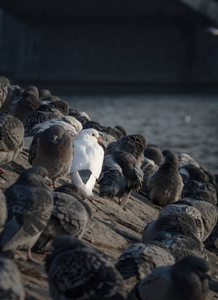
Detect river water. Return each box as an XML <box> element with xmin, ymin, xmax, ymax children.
<box><xmin>63</xmin><ymin>93</ymin><xmax>218</xmax><ymax>174</ymax></box>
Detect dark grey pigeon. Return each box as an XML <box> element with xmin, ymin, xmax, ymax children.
<box><xmin>0</xmin><ymin>166</ymin><xmax>53</xmax><ymax>261</ymax></box>
<box><xmin>98</xmin><ymin>134</ymin><xmax>146</xmax><ymax>207</ymax></box>
<box><xmin>153</xmin><ymin>230</ymin><xmax>206</xmax><ymax>261</ymax></box>
<box><xmin>0</xmin><ymin>112</ymin><xmax>24</xmax><ymax>173</ymax></box>
<box><xmin>159</xmin><ymin>202</ymin><xmax>205</xmax><ymax>241</ymax></box>
<box><xmin>144</xmin><ymin>145</ymin><xmax>163</xmax><ymax>167</ymax></box>
<box><xmin>8</xmin><ymin>86</ymin><xmax>40</xmax><ymax>123</ymax></box>
<box><xmin>29</xmin><ymin>125</ymin><xmax>73</xmax><ymax>187</ymax></box>
<box><xmin>33</xmin><ymin>189</ymin><xmax>91</xmax><ymax>252</ymax></box>
<box><xmin>131</xmin><ymin>255</ymin><xmax>211</xmax><ymax>300</ymax></box>
<box><xmin>148</xmin><ymin>153</ymin><xmax>184</xmax><ymax>207</ymax></box>
<box><xmin>0</xmin><ymin>190</ymin><xmax>7</xmax><ymax>233</ymax></box>
<box><xmin>0</xmin><ymin>76</ymin><xmax>10</xmax><ymax>109</ymax></box>
<box><xmin>24</xmin><ymin>99</ymin><xmax>69</xmax><ymax>133</ymax></box>
<box><xmin>45</xmin><ymin>235</ymin><xmax>128</xmax><ymax>300</ymax></box>
<box><xmin>0</xmin><ymin>256</ymin><xmax>25</xmax><ymax>299</ymax></box>
<box><xmin>116</xmin><ymin>242</ymin><xmax>175</xmax><ymax>291</ymax></box>
<box><xmin>142</xmin><ymin>213</ymin><xmax>201</xmax><ymax>243</ymax></box>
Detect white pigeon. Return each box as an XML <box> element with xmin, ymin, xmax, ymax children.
<box><xmin>70</xmin><ymin>128</ymin><xmax>104</xmax><ymax>196</ymax></box>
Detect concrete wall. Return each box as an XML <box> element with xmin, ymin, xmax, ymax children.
<box><xmin>0</xmin><ymin>6</ymin><xmax>218</xmax><ymax>92</ymax></box>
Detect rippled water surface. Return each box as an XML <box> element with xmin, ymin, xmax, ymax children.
<box><xmin>63</xmin><ymin>94</ymin><xmax>218</xmax><ymax>174</ymax></box>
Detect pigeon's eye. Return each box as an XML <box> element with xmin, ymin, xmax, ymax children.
<box><xmin>92</xmin><ymin>133</ymin><xmax>95</xmax><ymax>136</ymax></box>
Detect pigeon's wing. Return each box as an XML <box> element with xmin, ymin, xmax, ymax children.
<box><xmin>114</xmin><ymin>151</ymin><xmax>143</xmax><ymax>188</ymax></box>
<box><xmin>131</xmin><ymin>266</ymin><xmax>172</xmax><ymax>300</ymax></box>
<box><xmin>0</xmin><ymin>257</ymin><xmax>25</xmax><ymax>300</ymax></box>
<box><xmin>0</xmin><ymin>113</ymin><xmax>24</xmax><ymax>151</ymax></box>
<box><xmin>1</xmin><ymin>185</ymin><xmax>53</xmax><ymax>252</ymax></box>
<box><xmin>98</xmin><ymin>155</ymin><xmax>124</xmax><ymax>198</ymax></box>
<box><xmin>28</xmin><ymin>131</ymin><xmax>41</xmax><ymax>164</ymax></box>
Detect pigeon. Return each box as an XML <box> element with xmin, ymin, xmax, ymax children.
<box><xmin>0</xmin><ymin>190</ymin><xmax>7</xmax><ymax>233</ymax></box>
<box><xmin>8</xmin><ymin>86</ymin><xmax>40</xmax><ymax>123</ymax></box>
<box><xmin>0</xmin><ymin>112</ymin><xmax>24</xmax><ymax>173</ymax></box>
<box><xmin>70</xmin><ymin>128</ymin><xmax>104</xmax><ymax>197</ymax></box>
<box><xmin>148</xmin><ymin>152</ymin><xmax>184</xmax><ymax>206</ymax></box>
<box><xmin>24</xmin><ymin>99</ymin><xmax>69</xmax><ymax>133</ymax></box>
<box><xmin>142</xmin><ymin>213</ymin><xmax>201</xmax><ymax>244</ymax></box>
<box><xmin>24</xmin><ymin>115</ymin><xmax>82</xmax><ymax>150</ymax></box>
<box><xmin>155</xmin><ymin>230</ymin><xmax>206</xmax><ymax>261</ymax></box>
<box><xmin>177</xmin><ymin>153</ymin><xmax>200</xmax><ymax>168</ymax></box>
<box><xmin>26</xmin><ymin>115</ymin><xmax>82</xmax><ymax>139</ymax></box>
<box><xmin>180</xmin><ymin>198</ymin><xmax>217</xmax><ymax>241</ymax></box>
<box><xmin>182</xmin><ymin>180</ymin><xmax>217</xmax><ymax>206</ymax></box>
<box><xmin>54</xmin><ymin>182</ymin><xmax>87</xmax><ymax>200</ymax></box>
<box><xmin>131</xmin><ymin>255</ymin><xmax>211</xmax><ymax>300</ymax></box>
<box><xmin>140</xmin><ymin>158</ymin><xmax>159</xmax><ymax>199</ymax></box>
<box><xmin>0</xmin><ymin>76</ymin><xmax>10</xmax><ymax>109</ymax></box>
<box><xmin>98</xmin><ymin>134</ymin><xmax>146</xmax><ymax>206</ymax></box>
<box><xmin>144</xmin><ymin>145</ymin><xmax>164</xmax><ymax>167</ymax></box>
<box><xmin>0</xmin><ymin>166</ymin><xmax>53</xmax><ymax>261</ymax></box>
<box><xmin>159</xmin><ymin>202</ymin><xmax>205</xmax><ymax>241</ymax></box>
<box><xmin>33</xmin><ymin>189</ymin><xmax>92</xmax><ymax>252</ymax></box>
<box><xmin>45</xmin><ymin>235</ymin><xmax>128</xmax><ymax>300</ymax></box>
<box><xmin>116</xmin><ymin>242</ymin><xmax>175</xmax><ymax>290</ymax></box>
<box><xmin>29</xmin><ymin>125</ymin><xmax>73</xmax><ymax>187</ymax></box>
<box><xmin>0</xmin><ymin>256</ymin><xmax>25</xmax><ymax>299</ymax></box>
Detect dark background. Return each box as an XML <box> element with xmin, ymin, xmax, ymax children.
<box><xmin>0</xmin><ymin>0</ymin><xmax>218</xmax><ymax>94</ymax></box>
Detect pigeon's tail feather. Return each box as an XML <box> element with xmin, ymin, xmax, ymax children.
<box><xmin>71</xmin><ymin>171</ymin><xmax>96</xmax><ymax>197</ymax></box>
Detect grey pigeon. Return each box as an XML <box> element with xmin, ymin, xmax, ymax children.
<box><xmin>182</xmin><ymin>164</ymin><xmax>211</xmax><ymax>183</ymax></box>
<box><xmin>99</xmin><ymin>134</ymin><xmax>146</xmax><ymax>207</ymax></box>
<box><xmin>45</xmin><ymin>235</ymin><xmax>128</xmax><ymax>300</ymax></box>
<box><xmin>148</xmin><ymin>152</ymin><xmax>184</xmax><ymax>206</ymax></box>
<box><xmin>116</xmin><ymin>242</ymin><xmax>175</xmax><ymax>290</ymax></box>
<box><xmin>152</xmin><ymin>230</ymin><xmax>206</xmax><ymax>261</ymax></box>
<box><xmin>0</xmin><ymin>190</ymin><xmax>7</xmax><ymax>233</ymax></box>
<box><xmin>54</xmin><ymin>182</ymin><xmax>87</xmax><ymax>200</ymax></box>
<box><xmin>142</xmin><ymin>214</ymin><xmax>206</xmax><ymax>261</ymax></box>
<box><xmin>33</xmin><ymin>189</ymin><xmax>91</xmax><ymax>252</ymax></box>
<box><xmin>144</xmin><ymin>145</ymin><xmax>163</xmax><ymax>167</ymax></box>
<box><xmin>0</xmin><ymin>76</ymin><xmax>10</xmax><ymax>109</ymax></box>
<box><xmin>142</xmin><ymin>213</ymin><xmax>201</xmax><ymax>243</ymax></box>
<box><xmin>131</xmin><ymin>255</ymin><xmax>211</xmax><ymax>300</ymax></box>
<box><xmin>29</xmin><ymin>125</ymin><xmax>73</xmax><ymax>187</ymax></box>
<box><xmin>0</xmin><ymin>112</ymin><xmax>24</xmax><ymax>173</ymax></box>
<box><xmin>177</xmin><ymin>152</ymin><xmax>200</xmax><ymax>168</ymax></box>
<box><xmin>24</xmin><ymin>99</ymin><xmax>69</xmax><ymax>133</ymax></box>
<box><xmin>24</xmin><ymin>115</ymin><xmax>82</xmax><ymax>150</ymax></box>
<box><xmin>159</xmin><ymin>202</ymin><xmax>205</xmax><ymax>241</ymax></box>
<box><xmin>0</xmin><ymin>166</ymin><xmax>53</xmax><ymax>261</ymax></box>
<box><xmin>26</xmin><ymin>115</ymin><xmax>82</xmax><ymax>139</ymax></box>
<box><xmin>180</xmin><ymin>198</ymin><xmax>217</xmax><ymax>241</ymax></box>
<box><xmin>140</xmin><ymin>158</ymin><xmax>159</xmax><ymax>199</ymax></box>
<box><xmin>182</xmin><ymin>180</ymin><xmax>217</xmax><ymax>206</ymax></box>
<box><xmin>8</xmin><ymin>86</ymin><xmax>40</xmax><ymax>123</ymax></box>
<box><xmin>0</xmin><ymin>256</ymin><xmax>25</xmax><ymax>299</ymax></box>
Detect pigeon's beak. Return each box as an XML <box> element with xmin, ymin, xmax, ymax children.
<box><xmin>97</xmin><ymin>137</ymin><xmax>102</xmax><ymax>143</ymax></box>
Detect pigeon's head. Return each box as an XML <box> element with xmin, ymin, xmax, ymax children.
<box><xmin>164</xmin><ymin>153</ymin><xmax>179</xmax><ymax>166</ymax></box>
<box><xmin>75</xmin><ymin>128</ymin><xmax>102</xmax><ymax>143</ymax></box>
<box><xmin>15</xmin><ymin>166</ymin><xmax>52</xmax><ymax>187</ymax></box>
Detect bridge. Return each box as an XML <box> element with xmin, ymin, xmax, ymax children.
<box><xmin>0</xmin><ymin>0</ymin><xmax>218</xmax><ymax>93</ymax></box>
